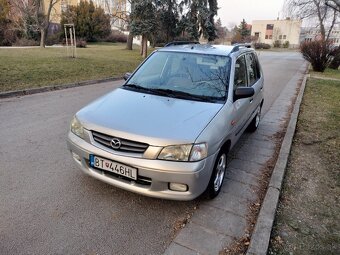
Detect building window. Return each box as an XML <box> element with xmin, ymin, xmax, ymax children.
<box><xmin>265</xmin><ymin>35</ymin><xmax>268</xmax><ymax>39</ymax></box>
<box><xmin>269</xmin><ymin>35</ymin><xmax>272</xmax><ymax>39</ymax></box>
<box><xmin>279</xmin><ymin>35</ymin><xmax>282</xmax><ymax>39</ymax></box>
<box><xmin>283</xmin><ymin>35</ymin><xmax>287</xmax><ymax>39</ymax></box>
<box><xmin>266</xmin><ymin>24</ymin><xmax>274</xmax><ymax>30</ymax></box>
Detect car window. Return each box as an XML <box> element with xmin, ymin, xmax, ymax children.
<box><xmin>245</xmin><ymin>53</ymin><xmax>260</xmax><ymax>86</ymax></box>
<box><xmin>254</xmin><ymin>54</ymin><xmax>261</xmax><ymax>80</ymax></box>
<box><xmin>234</xmin><ymin>55</ymin><xmax>247</xmax><ymax>88</ymax></box>
<box><xmin>126</xmin><ymin>51</ymin><xmax>231</xmax><ymax>102</ymax></box>
<box><xmin>137</xmin><ymin>52</ymin><xmax>168</xmax><ymax>77</ymax></box>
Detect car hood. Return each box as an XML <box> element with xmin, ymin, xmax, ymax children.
<box><xmin>77</xmin><ymin>88</ymin><xmax>223</xmax><ymax>146</ymax></box>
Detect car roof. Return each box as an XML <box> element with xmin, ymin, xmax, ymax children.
<box><xmin>157</xmin><ymin>44</ymin><xmax>254</xmax><ymax>57</ymax></box>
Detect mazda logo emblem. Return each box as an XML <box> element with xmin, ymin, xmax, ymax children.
<box><xmin>110</xmin><ymin>138</ymin><xmax>121</xmax><ymax>150</ymax></box>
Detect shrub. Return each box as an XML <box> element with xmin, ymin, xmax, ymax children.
<box><xmin>13</xmin><ymin>38</ymin><xmax>39</xmax><ymax>46</ymax></box>
<box><xmin>329</xmin><ymin>46</ymin><xmax>340</xmax><ymax>70</ymax></box>
<box><xmin>104</xmin><ymin>31</ymin><xmax>127</xmax><ymax>43</ymax></box>
<box><xmin>273</xmin><ymin>40</ymin><xmax>281</xmax><ymax>48</ymax></box>
<box><xmin>300</xmin><ymin>40</ymin><xmax>334</xmax><ymax>72</ymax></box>
<box><xmin>173</xmin><ymin>36</ymin><xmax>194</xmax><ymax>42</ymax></box>
<box><xmin>0</xmin><ymin>38</ymin><xmax>11</xmax><ymax>46</ymax></box>
<box><xmin>254</xmin><ymin>43</ymin><xmax>262</xmax><ymax>49</ymax></box>
<box><xmin>283</xmin><ymin>41</ymin><xmax>290</xmax><ymax>48</ymax></box>
<box><xmin>0</xmin><ymin>22</ymin><xmax>17</xmax><ymax>46</ymax></box>
<box><xmin>76</xmin><ymin>40</ymin><xmax>87</xmax><ymax>48</ymax></box>
<box><xmin>262</xmin><ymin>43</ymin><xmax>271</xmax><ymax>49</ymax></box>
<box><xmin>254</xmin><ymin>42</ymin><xmax>271</xmax><ymax>49</ymax></box>
<box><xmin>46</xmin><ymin>32</ymin><xmax>63</xmax><ymax>46</ymax></box>
<box><xmin>61</xmin><ymin>1</ymin><xmax>111</xmax><ymax>42</ymax></box>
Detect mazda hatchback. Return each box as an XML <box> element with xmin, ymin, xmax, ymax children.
<box><xmin>67</xmin><ymin>43</ymin><xmax>264</xmax><ymax>200</ymax></box>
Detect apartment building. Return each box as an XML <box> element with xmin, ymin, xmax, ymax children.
<box><xmin>300</xmin><ymin>27</ymin><xmax>340</xmax><ymax>46</ymax></box>
<box><xmin>251</xmin><ymin>18</ymin><xmax>302</xmax><ymax>48</ymax></box>
<box><xmin>44</xmin><ymin>0</ymin><xmax>78</xmax><ymax>23</ymax></box>
<box><xmin>44</xmin><ymin>0</ymin><xmax>127</xmax><ymax>29</ymax></box>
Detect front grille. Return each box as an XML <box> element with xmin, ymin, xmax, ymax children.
<box><xmin>104</xmin><ymin>170</ymin><xmax>152</xmax><ymax>186</ymax></box>
<box><xmin>92</xmin><ymin>131</ymin><xmax>149</xmax><ymax>154</ymax></box>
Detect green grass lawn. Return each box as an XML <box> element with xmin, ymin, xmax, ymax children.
<box><xmin>269</xmin><ymin>77</ymin><xmax>340</xmax><ymax>254</ymax></box>
<box><xmin>0</xmin><ymin>43</ymin><xmax>146</xmax><ymax>93</ymax></box>
<box><xmin>310</xmin><ymin>68</ymin><xmax>340</xmax><ymax>80</ymax></box>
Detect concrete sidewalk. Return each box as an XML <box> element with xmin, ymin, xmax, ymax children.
<box><xmin>164</xmin><ymin>63</ymin><xmax>308</xmax><ymax>255</ymax></box>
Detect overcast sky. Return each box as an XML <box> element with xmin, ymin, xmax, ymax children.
<box><xmin>217</xmin><ymin>0</ymin><xmax>286</xmax><ymax>28</ymax></box>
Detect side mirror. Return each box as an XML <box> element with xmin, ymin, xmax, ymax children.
<box><xmin>234</xmin><ymin>87</ymin><xmax>255</xmax><ymax>101</ymax></box>
<box><xmin>123</xmin><ymin>72</ymin><xmax>132</xmax><ymax>81</ymax></box>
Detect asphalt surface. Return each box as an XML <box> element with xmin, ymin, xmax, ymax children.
<box><xmin>0</xmin><ymin>51</ymin><xmax>305</xmax><ymax>255</ymax></box>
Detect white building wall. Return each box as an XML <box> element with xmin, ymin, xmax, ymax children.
<box><xmin>300</xmin><ymin>27</ymin><xmax>340</xmax><ymax>46</ymax></box>
<box><xmin>251</xmin><ymin>19</ymin><xmax>302</xmax><ymax>47</ymax></box>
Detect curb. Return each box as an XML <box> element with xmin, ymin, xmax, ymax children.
<box><xmin>0</xmin><ymin>77</ymin><xmax>123</xmax><ymax>99</ymax></box>
<box><xmin>246</xmin><ymin>74</ymin><xmax>308</xmax><ymax>255</ymax></box>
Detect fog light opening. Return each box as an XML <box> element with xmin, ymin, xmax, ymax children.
<box><xmin>169</xmin><ymin>183</ymin><xmax>188</xmax><ymax>192</ymax></box>
<box><xmin>72</xmin><ymin>152</ymin><xmax>81</xmax><ymax>162</ymax></box>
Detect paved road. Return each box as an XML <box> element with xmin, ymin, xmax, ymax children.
<box><xmin>0</xmin><ymin>51</ymin><xmax>305</xmax><ymax>255</ymax></box>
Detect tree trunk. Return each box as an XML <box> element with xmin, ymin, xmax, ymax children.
<box><xmin>126</xmin><ymin>32</ymin><xmax>133</xmax><ymax>50</ymax></box>
<box><xmin>40</xmin><ymin>28</ymin><xmax>47</xmax><ymax>48</ymax></box>
<box><xmin>151</xmin><ymin>34</ymin><xmax>156</xmax><ymax>48</ymax></box>
<box><xmin>142</xmin><ymin>35</ymin><xmax>147</xmax><ymax>58</ymax></box>
<box><xmin>140</xmin><ymin>35</ymin><xmax>144</xmax><ymax>55</ymax></box>
<box><xmin>314</xmin><ymin>0</ymin><xmax>326</xmax><ymax>40</ymax></box>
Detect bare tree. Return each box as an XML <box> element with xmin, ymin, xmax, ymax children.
<box><xmin>9</xmin><ymin>0</ymin><xmax>38</xmax><ymax>38</ymax></box>
<box><xmin>285</xmin><ymin>0</ymin><xmax>338</xmax><ymax>40</ymax></box>
<box><xmin>103</xmin><ymin>0</ymin><xmax>129</xmax><ymax>29</ymax></box>
<box><xmin>326</xmin><ymin>0</ymin><xmax>340</xmax><ymax>12</ymax></box>
<box><xmin>10</xmin><ymin>0</ymin><xmax>60</xmax><ymax>47</ymax></box>
<box><xmin>103</xmin><ymin>0</ymin><xmax>134</xmax><ymax>50</ymax></box>
<box><xmin>34</xmin><ymin>0</ymin><xmax>60</xmax><ymax>47</ymax></box>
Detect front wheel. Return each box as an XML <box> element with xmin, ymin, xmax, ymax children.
<box><xmin>206</xmin><ymin>150</ymin><xmax>227</xmax><ymax>199</ymax></box>
<box><xmin>247</xmin><ymin>105</ymin><xmax>262</xmax><ymax>132</ymax></box>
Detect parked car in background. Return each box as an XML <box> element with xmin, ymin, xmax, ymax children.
<box><xmin>67</xmin><ymin>43</ymin><xmax>264</xmax><ymax>200</ymax></box>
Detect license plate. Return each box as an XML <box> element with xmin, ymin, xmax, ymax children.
<box><xmin>89</xmin><ymin>155</ymin><xmax>137</xmax><ymax>180</ymax></box>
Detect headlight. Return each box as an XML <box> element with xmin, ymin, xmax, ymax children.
<box><xmin>158</xmin><ymin>144</ymin><xmax>192</xmax><ymax>161</ymax></box>
<box><xmin>70</xmin><ymin>116</ymin><xmax>84</xmax><ymax>139</ymax></box>
<box><xmin>158</xmin><ymin>143</ymin><xmax>208</xmax><ymax>162</ymax></box>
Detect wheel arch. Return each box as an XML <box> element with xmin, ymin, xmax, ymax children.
<box><xmin>220</xmin><ymin>139</ymin><xmax>231</xmax><ymax>155</ymax></box>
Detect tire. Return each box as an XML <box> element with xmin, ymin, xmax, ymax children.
<box><xmin>206</xmin><ymin>150</ymin><xmax>227</xmax><ymax>199</ymax></box>
<box><xmin>247</xmin><ymin>105</ymin><xmax>262</xmax><ymax>132</ymax></box>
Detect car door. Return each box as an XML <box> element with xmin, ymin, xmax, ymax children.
<box><xmin>245</xmin><ymin>52</ymin><xmax>263</xmax><ymax>120</ymax></box>
<box><xmin>231</xmin><ymin>54</ymin><xmax>251</xmax><ymax>137</ymax></box>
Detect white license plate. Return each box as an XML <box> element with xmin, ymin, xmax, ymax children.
<box><xmin>89</xmin><ymin>155</ymin><xmax>137</xmax><ymax>180</ymax></box>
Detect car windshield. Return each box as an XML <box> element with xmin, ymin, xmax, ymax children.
<box><xmin>124</xmin><ymin>51</ymin><xmax>231</xmax><ymax>103</ymax></box>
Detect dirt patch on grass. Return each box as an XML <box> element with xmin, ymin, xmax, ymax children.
<box><xmin>269</xmin><ymin>78</ymin><xmax>340</xmax><ymax>254</ymax></box>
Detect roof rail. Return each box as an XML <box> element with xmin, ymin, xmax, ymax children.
<box><xmin>230</xmin><ymin>43</ymin><xmax>252</xmax><ymax>53</ymax></box>
<box><xmin>164</xmin><ymin>41</ymin><xmax>200</xmax><ymax>47</ymax></box>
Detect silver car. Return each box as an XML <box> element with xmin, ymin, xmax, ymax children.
<box><xmin>67</xmin><ymin>43</ymin><xmax>264</xmax><ymax>200</ymax></box>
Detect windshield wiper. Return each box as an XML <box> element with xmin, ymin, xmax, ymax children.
<box><xmin>123</xmin><ymin>83</ymin><xmax>150</xmax><ymax>91</ymax></box>
<box><xmin>123</xmin><ymin>85</ymin><xmax>223</xmax><ymax>102</ymax></box>
<box><xmin>150</xmin><ymin>88</ymin><xmax>222</xmax><ymax>103</ymax></box>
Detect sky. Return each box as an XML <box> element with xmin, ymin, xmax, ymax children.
<box><xmin>217</xmin><ymin>0</ymin><xmax>286</xmax><ymax>29</ymax></box>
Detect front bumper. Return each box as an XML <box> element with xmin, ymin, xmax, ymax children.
<box><xmin>66</xmin><ymin>132</ymin><xmax>217</xmax><ymax>200</ymax></box>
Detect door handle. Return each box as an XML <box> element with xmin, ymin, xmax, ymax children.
<box><xmin>250</xmin><ymin>98</ymin><xmax>253</xmax><ymax>103</ymax></box>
